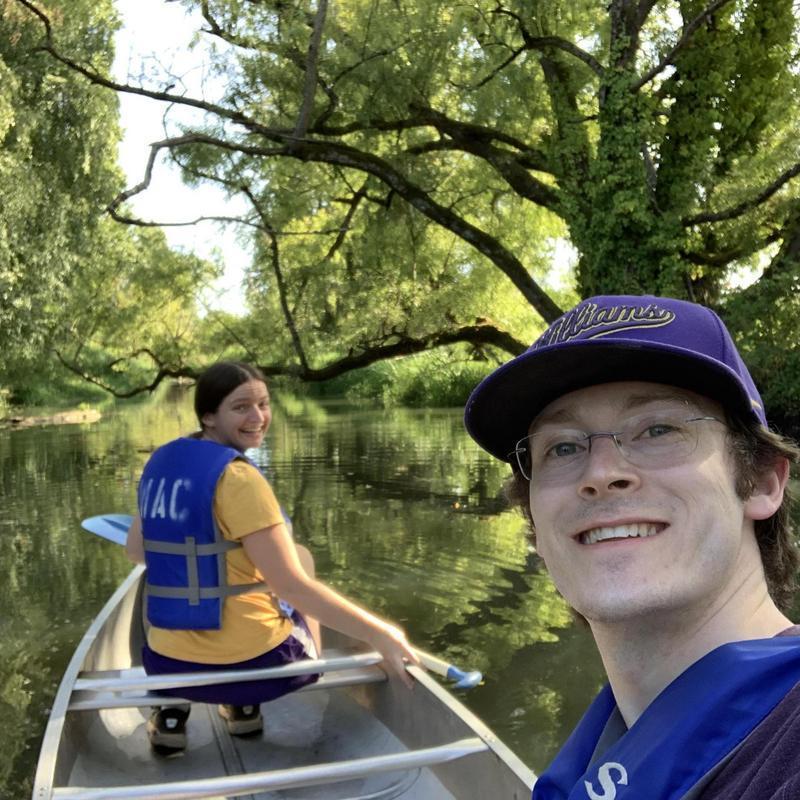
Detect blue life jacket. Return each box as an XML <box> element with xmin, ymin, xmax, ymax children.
<box><xmin>532</xmin><ymin>636</ymin><xmax>800</xmax><ymax>800</ymax></box>
<box><xmin>138</xmin><ymin>437</ymin><xmax>269</xmax><ymax>630</ymax></box>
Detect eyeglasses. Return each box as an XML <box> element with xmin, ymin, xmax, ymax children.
<box><xmin>510</xmin><ymin>412</ymin><xmax>724</xmax><ymax>483</ymax></box>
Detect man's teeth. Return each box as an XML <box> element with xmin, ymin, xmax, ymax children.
<box><xmin>580</xmin><ymin>523</ymin><xmax>660</xmax><ymax>545</ymax></box>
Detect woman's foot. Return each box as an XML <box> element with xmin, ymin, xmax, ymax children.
<box><xmin>147</xmin><ymin>707</ymin><xmax>189</xmax><ymax>753</ymax></box>
<box><xmin>218</xmin><ymin>704</ymin><xmax>263</xmax><ymax>736</ymax></box>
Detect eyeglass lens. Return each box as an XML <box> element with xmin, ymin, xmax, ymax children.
<box><xmin>512</xmin><ymin>414</ymin><xmax>721</xmax><ymax>482</ymax></box>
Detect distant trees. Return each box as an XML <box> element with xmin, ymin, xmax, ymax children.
<box><xmin>9</xmin><ymin>1</ymin><xmax>800</xmax><ymax>414</ymax></box>
<box><xmin>1</xmin><ymin>0</ymin><xmax>211</xmax><ymax>404</ymax></box>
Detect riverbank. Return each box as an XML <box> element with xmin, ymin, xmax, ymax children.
<box><xmin>0</xmin><ymin>407</ymin><xmax>102</xmax><ymax>429</ymax></box>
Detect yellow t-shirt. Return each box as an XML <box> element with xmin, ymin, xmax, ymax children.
<box><xmin>147</xmin><ymin>460</ymin><xmax>293</xmax><ymax>663</ymax></box>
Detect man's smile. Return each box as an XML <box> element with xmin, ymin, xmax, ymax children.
<box><xmin>576</xmin><ymin>522</ymin><xmax>668</xmax><ymax>545</ymax></box>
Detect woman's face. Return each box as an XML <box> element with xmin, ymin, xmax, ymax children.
<box><xmin>201</xmin><ymin>379</ymin><xmax>271</xmax><ymax>452</ymax></box>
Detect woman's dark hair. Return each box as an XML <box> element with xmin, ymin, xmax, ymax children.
<box><xmin>194</xmin><ymin>361</ymin><xmax>267</xmax><ymax>428</ymax></box>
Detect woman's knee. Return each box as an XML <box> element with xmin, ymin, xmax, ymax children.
<box><xmin>295</xmin><ymin>544</ymin><xmax>316</xmax><ymax>578</ymax></box>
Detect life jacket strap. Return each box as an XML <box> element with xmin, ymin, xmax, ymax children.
<box><xmin>145</xmin><ymin>580</ymin><xmax>269</xmax><ymax>602</ymax></box>
<box><xmin>143</xmin><ymin>539</ymin><xmax>239</xmax><ymax>556</ymax></box>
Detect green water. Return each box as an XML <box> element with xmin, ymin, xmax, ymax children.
<box><xmin>1</xmin><ymin>389</ymin><xmax>604</xmax><ymax>798</ymax></box>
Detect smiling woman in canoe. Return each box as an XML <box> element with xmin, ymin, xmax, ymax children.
<box><xmin>125</xmin><ymin>360</ymin><xmax>418</xmax><ymax>752</ymax></box>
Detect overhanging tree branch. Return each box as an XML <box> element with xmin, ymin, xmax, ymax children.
<box><xmin>16</xmin><ymin>0</ymin><xmax>290</xmax><ymax>140</ymax></box>
<box><xmin>259</xmin><ymin>322</ymin><xmax>528</xmax><ymax>380</ymax></box>
<box><xmin>682</xmin><ymin>161</ymin><xmax>800</xmax><ymax>226</ymax></box>
<box><xmin>21</xmin><ymin>0</ymin><xmax>562</xmax><ymax>322</ymax></box>
<box><xmin>54</xmin><ymin>348</ymin><xmax>196</xmax><ymax>398</ymax></box>
<box><xmin>55</xmin><ymin>323</ymin><xmax>526</xmax><ymax>397</ymax></box>
<box><xmin>109</xmin><ymin>132</ymin><xmax>564</xmax><ymax>322</ymax></box>
<box><xmin>314</xmin><ymin>111</ymin><xmax>552</xmax><ymax>173</ymax></box>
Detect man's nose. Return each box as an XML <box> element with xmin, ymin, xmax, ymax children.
<box><xmin>577</xmin><ymin>435</ymin><xmax>640</xmax><ymax>498</ymax></box>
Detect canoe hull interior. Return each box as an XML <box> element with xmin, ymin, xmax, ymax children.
<box><xmin>34</xmin><ymin>567</ymin><xmax>535</xmax><ymax>799</ymax></box>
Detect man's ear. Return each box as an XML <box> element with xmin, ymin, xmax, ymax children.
<box><xmin>744</xmin><ymin>457</ymin><xmax>790</xmax><ymax>521</ymax></box>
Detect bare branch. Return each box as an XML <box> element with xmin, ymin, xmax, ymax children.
<box><xmin>54</xmin><ymin>349</ymin><xmax>196</xmax><ymax>398</ymax></box>
<box><xmin>258</xmin><ymin>322</ymin><xmax>528</xmax><ymax>380</ymax></box>
<box><xmin>294</xmin><ymin>0</ymin><xmax>328</xmax><ymax>139</ymax></box>
<box><xmin>199</xmin><ymin>1</ymin><xmax>260</xmax><ymax>50</ymax></box>
<box><xmin>492</xmin><ymin>6</ymin><xmax>604</xmax><ymax>76</ymax></box>
<box><xmin>521</xmin><ymin>35</ymin><xmax>605</xmax><ymax>78</ymax></box>
<box><xmin>681</xmin><ymin>230</ymin><xmax>783</xmax><ymax>267</ymax></box>
<box><xmin>683</xmin><ymin>161</ymin><xmax>800</xmax><ymax>226</ymax></box>
<box><xmin>454</xmin><ymin>45</ymin><xmax>527</xmax><ymax>90</ymax></box>
<box><xmin>633</xmin><ymin>0</ymin><xmax>738</xmax><ymax>90</ymax></box>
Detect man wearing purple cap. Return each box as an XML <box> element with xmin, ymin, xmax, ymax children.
<box><xmin>466</xmin><ymin>295</ymin><xmax>800</xmax><ymax>799</ymax></box>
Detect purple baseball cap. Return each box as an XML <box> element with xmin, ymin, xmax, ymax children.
<box><xmin>464</xmin><ymin>294</ymin><xmax>767</xmax><ymax>462</ymax></box>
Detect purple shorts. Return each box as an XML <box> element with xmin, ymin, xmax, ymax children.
<box><xmin>142</xmin><ymin>611</ymin><xmax>320</xmax><ymax>706</ymax></box>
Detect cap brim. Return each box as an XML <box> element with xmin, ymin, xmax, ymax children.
<box><xmin>464</xmin><ymin>341</ymin><xmax>760</xmax><ymax>462</ymax></box>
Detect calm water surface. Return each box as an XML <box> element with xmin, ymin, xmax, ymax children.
<box><xmin>1</xmin><ymin>389</ymin><xmax>605</xmax><ymax>798</ymax></box>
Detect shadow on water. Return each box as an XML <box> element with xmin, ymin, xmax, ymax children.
<box><xmin>2</xmin><ymin>390</ymin><xmax>606</xmax><ymax>797</ymax></box>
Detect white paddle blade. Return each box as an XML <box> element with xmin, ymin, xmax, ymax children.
<box><xmin>81</xmin><ymin>514</ymin><xmax>134</xmax><ymax>546</ymax></box>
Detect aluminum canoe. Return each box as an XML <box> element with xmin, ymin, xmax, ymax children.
<box><xmin>33</xmin><ymin>565</ymin><xmax>536</xmax><ymax>799</ymax></box>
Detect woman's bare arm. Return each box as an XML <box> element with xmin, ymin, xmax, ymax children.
<box><xmin>125</xmin><ymin>515</ymin><xmax>145</xmax><ymax>564</ymax></box>
<box><xmin>242</xmin><ymin>523</ymin><xmax>419</xmax><ymax>687</ymax></box>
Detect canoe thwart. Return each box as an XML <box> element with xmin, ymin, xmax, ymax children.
<box><xmin>50</xmin><ymin>737</ymin><xmax>490</xmax><ymax>800</ymax></box>
<box><xmin>74</xmin><ymin>651</ymin><xmax>384</xmax><ymax>694</ymax></box>
<box><xmin>68</xmin><ymin>664</ymin><xmax>386</xmax><ymax>711</ymax></box>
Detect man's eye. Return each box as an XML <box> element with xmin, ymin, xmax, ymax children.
<box><xmin>546</xmin><ymin>441</ymin><xmax>582</xmax><ymax>458</ymax></box>
<box><xmin>642</xmin><ymin>422</ymin><xmax>680</xmax><ymax>438</ymax></box>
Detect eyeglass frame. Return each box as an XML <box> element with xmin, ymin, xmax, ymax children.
<box><xmin>509</xmin><ymin>414</ymin><xmax>724</xmax><ymax>483</ymax></box>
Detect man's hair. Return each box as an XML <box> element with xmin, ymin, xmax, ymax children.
<box><xmin>505</xmin><ymin>416</ymin><xmax>800</xmax><ymax>612</ymax></box>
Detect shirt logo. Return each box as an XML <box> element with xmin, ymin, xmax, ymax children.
<box><xmin>585</xmin><ymin>762</ymin><xmax>628</xmax><ymax>800</ymax></box>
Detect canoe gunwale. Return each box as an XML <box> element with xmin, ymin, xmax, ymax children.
<box><xmin>33</xmin><ymin>566</ymin><xmax>147</xmax><ymax>800</ymax></box>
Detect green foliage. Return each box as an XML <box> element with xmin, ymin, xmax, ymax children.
<box><xmin>0</xmin><ymin>1</ymin><xmax>217</xmax><ymax>405</ymax></box>
<box><xmin>7</xmin><ymin>0</ymin><xmax>800</xmax><ymax>417</ymax></box>
<box><xmin>166</xmin><ymin>0</ymin><xmax>800</xmax><ymax>415</ymax></box>
<box><xmin>722</xmin><ymin>206</ymin><xmax>800</xmax><ymax>416</ymax></box>
<box><xmin>0</xmin><ymin>0</ymin><xmax>123</xmax><ymax>358</ymax></box>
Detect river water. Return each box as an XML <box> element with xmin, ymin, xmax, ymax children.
<box><xmin>1</xmin><ymin>388</ymin><xmax>605</xmax><ymax>798</ymax></box>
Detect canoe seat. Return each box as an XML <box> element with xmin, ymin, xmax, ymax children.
<box><xmin>68</xmin><ymin>664</ymin><xmax>386</xmax><ymax>712</ymax></box>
